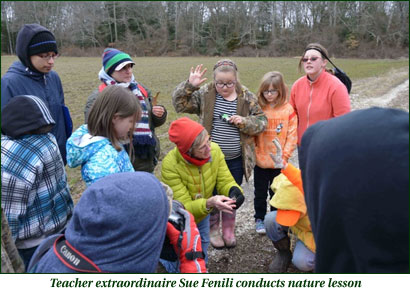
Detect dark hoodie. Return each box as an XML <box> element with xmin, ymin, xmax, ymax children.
<box><xmin>299</xmin><ymin>107</ymin><xmax>409</xmax><ymax>273</ymax></box>
<box><xmin>1</xmin><ymin>24</ymin><xmax>70</xmax><ymax>164</ymax></box>
<box><xmin>29</xmin><ymin>172</ymin><xmax>169</xmax><ymax>273</ymax></box>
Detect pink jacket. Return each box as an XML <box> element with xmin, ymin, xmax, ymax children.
<box><xmin>290</xmin><ymin>70</ymin><xmax>351</xmax><ymax>145</ymax></box>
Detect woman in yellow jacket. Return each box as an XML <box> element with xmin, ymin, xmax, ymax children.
<box><xmin>161</xmin><ymin>117</ymin><xmax>244</xmax><ymax>272</ymax></box>
<box><xmin>264</xmin><ymin>139</ymin><xmax>315</xmax><ymax>273</ymax></box>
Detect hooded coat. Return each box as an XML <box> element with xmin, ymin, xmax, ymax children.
<box><xmin>29</xmin><ymin>172</ymin><xmax>169</xmax><ymax>273</ymax></box>
<box><xmin>300</xmin><ymin>107</ymin><xmax>409</xmax><ymax>273</ymax></box>
<box><xmin>1</xmin><ymin>24</ymin><xmax>70</xmax><ymax>163</ymax></box>
<box><xmin>1</xmin><ymin>95</ymin><xmax>73</xmax><ymax>249</ymax></box>
<box><xmin>66</xmin><ymin>124</ymin><xmax>134</xmax><ymax>186</ymax></box>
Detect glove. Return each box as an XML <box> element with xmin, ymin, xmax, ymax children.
<box><xmin>228</xmin><ymin>186</ymin><xmax>245</xmax><ymax>210</ymax></box>
<box><xmin>166</xmin><ymin>201</ymin><xmax>207</xmax><ymax>273</ymax></box>
<box><xmin>269</xmin><ymin>138</ymin><xmax>286</xmax><ymax>169</ymax></box>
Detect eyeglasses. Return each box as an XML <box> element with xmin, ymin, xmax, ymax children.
<box><xmin>215</xmin><ymin>81</ymin><xmax>236</xmax><ymax>88</ymax></box>
<box><xmin>37</xmin><ymin>53</ymin><xmax>59</xmax><ymax>61</ymax></box>
<box><xmin>263</xmin><ymin>89</ymin><xmax>278</xmax><ymax>96</ymax></box>
<box><xmin>302</xmin><ymin>56</ymin><xmax>320</xmax><ymax>63</ymax></box>
<box><xmin>198</xmin><ymin>136</ymin><xmax>212</xmax><ymax>152</ymax></box>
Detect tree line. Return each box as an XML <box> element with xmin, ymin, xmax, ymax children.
<box><xmin>1</xmin><ymin>1</ymin><xmax>409</xmax><ymax>58</ymax></box>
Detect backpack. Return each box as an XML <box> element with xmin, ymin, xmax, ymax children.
<box><xmin>306</xmin><ymin>47</ymin><xmax>352</xmax><ymax>94</ymax></box>
<box><xmin>327</xmin><ymin>59</ymin><xmax>352</xmax><ymax>94</ymax></box>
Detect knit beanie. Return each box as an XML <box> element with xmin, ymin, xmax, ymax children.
<box><xmin>169</xmin><ymin>117</ymin><xmax>205</xmax><ymax>154</ymax></box>
<box><xmin>102</xmin><ymin>48</ymin><xmax>135</xmax><ymax>77</ymax></box>
<box><xmin>1</xmin><ymin>95</ymin><xmax>55</xmax><ymax>138</ymax></box>
<box><xmin>28</xmin><ymin>31</ymin><xmax>58</xmax><ymax>56</ymax></box>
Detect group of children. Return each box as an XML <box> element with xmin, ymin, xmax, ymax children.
<box><xmin>6</xmin><ymin>23</ymin><xmax>405</xmax><ymax>274</ymax></box>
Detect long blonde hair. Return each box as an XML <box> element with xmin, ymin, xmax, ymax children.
<box><xmin>257</xmin><ymin>71</ymin><xmax>288</xmax><ymax>108</ymax></box>
<box><xmin>88</xmin><ymin>85</ymin><xmax>141</xmax><ymax>157</ymax></box>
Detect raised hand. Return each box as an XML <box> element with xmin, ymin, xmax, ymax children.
<box><xmin>189</xmin><ymin>64</ymin><xmax>207</xmax><ymax>87</ymax></box>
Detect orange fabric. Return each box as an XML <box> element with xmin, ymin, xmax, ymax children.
<box><xmin>98</xmin><ymin>83</ymin><xmax>148</xmax><ymax>97</ymax></box>
<box><xmin>281</xmin><ymin>163</ymin><xmax>304</xmax><ymax>195</ymax></box>
<box><xmin>290</xmin><ymin>70</ymin><xmax>351</xmax><ymax>145</ymax></box>
<box><xmin>169</xmin><ymin>117</ymin><xmax>204</xmax><ymax>154</ymax></box>
<box><xmin>254</xmin><ymin>103</ymin><xmax>298</xmax><ymax>168</ymax></box>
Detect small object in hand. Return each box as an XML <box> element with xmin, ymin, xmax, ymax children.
<box><xmin>152</xmin><ymin>92</ymin><xmax>160</xmax><ymax>106</ymax></box>
<box><xmin>219</xmin><ymin>113</ymin><xmax>232</xmax><ymax>123</ymax></box>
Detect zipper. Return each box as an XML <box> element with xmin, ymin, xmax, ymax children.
<box><xmin>198</xmin><ymin>167</ymin><xmax>205</xmax><ymax>197</ymax></box>
<box><xmin>44</xmin><ymin>74</ymin><xmax>47</xmax><ymax>86</ymax></box>
<box><xmin>306</xmin><ymin>82</ymin><xmax>313</xmax><ymax>128</ymax></box>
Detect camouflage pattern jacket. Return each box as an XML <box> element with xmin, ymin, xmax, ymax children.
<box><xmin>1</xmin><ymin>209</ymin><xmax>25</xmax><ymax>273</ymax></box>
<box><xmin>172</xmin><ymin>80</ymin><xmax>267</xmax><ymax>181</ymax></box>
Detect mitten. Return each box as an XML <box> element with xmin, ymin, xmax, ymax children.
<box><xmin>166</xmin><ymin>202</ymin><xmax>206</xmax><ymax>273</ymax></box>
<box><xmin>228</xmin><ymin>186</ymin><xmax>245</xmax><ymax>210</ymax></box>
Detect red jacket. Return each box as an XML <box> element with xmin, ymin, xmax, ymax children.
<box><xmin>290</xmin><ymin>70</ymin><xmax>351</xmax><ymax>145</ymax></box>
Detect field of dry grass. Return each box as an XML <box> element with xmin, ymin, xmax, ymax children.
<box><xmin>1</xmin><ymin>55</ymin><xmax>408</xmax><ymax>201</ymax></box>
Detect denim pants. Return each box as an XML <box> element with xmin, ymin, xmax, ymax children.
<box><xmin>265</xmin><ymin>211</ymin><xmax>315</xmax><ymax>272</ymax></box>
<box><xmin>225</xmin><ymin>156</ymin><xmax>243</xmax><ymax>186</ymax></box>
<box><xmin>253</xmin><ymin>166</ymin><xmax>281</xmax><ymax>220</ymax></box>
<box><xmin>160</xmin><ymin>214</ymin><xmax>210</xmax><ymax>273</ymax></box>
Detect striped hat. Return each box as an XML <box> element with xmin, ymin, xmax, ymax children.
<box><xmin>1</xmin><ymin>95</ymin><xmax>55</xmax><ymax>138</ymax></box>
<box><xmin>102</xmin><ymin>48</ymin><xmax>135</xmax><ymax>76</ymax></box>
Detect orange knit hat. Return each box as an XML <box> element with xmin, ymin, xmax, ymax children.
<box><xmin>169</xmin><ymin>117</ymin><xmax>205</xmax><ymax>154</ymax></box>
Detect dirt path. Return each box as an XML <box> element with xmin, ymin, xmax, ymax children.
<box><xmin>207</xmin><ymin>68</ymin><xmax>409</xmax><ymax>273</ymax></box>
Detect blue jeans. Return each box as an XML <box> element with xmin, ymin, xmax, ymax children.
<box><xmin>225</xmin><ymin>156</ymin><xmax>243</xmax><ymax>186</ymax></box>
<box><xmin>265</xmin><ymin>211</ymin><xmax>315</xmax><ymax>271</ymax></box>
<box><xmin>160</xmin><ymin>215</ymin><xmax>210</xmax><ymax>273</ymax></box>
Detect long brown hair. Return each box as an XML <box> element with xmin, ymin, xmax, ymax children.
<box><xmin>88</xmin><ymin>85</ymin><xmax>141</xmax><ymax>158</ymax></box>
<box><xmin>257</xmin><ymin>71</ymin><xmax>288</xmax><ymax>108</ymax></box>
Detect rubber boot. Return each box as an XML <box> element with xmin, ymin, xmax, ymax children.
<box><xmin>268</xmin><ymin>236</ymin><xmax>292</xmax><ymax>273</ymax></box>
<box><xmin>222</xmin><ymin>210</ymin><xmax>236</xmax><ymax>248</ymax></box>
<box><xmin>209</xmin><ymin>211</ymin><xmax>224</xmax><ymax>249</ymax></box>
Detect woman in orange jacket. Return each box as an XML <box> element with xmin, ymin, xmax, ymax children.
<box><xmin>290</xmin><ymin>43</ymin><xmax>351</xmax><ymax>146</ymax></box>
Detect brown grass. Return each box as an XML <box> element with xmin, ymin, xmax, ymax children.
<box><xmin>1</xmin><ymin>55</ymin><xmax>408</xmax><ymax>202</ymax></box>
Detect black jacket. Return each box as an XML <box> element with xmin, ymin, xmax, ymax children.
<box><xmin>300</xmin><ymin>107</ymin><xmax>409</xmax><ymax>273</ymax></box>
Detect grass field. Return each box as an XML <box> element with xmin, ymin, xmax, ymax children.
<box><xmin>1</xmin><ymin>55</ymin><xmax>409</xmax><ymax>199</ymax></box>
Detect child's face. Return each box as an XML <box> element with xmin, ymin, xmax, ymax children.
<box><xmin>112</xmin><ymin>114</ymin><xmax>134</xmax><ymax>139</ymax></box>
<box><xmin>214</xmin><ymin>71</ymin><xmax>237</xmax><ymax>98</ymax></box>
<box><xmin>263</xmin><ymin>84</ymin><xmax>279</xmax><ymax>104</ymax></box>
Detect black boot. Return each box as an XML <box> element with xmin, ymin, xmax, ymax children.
<box><xmin>268</xmin><ymin>236</ymin><xmax>292</xmax><ymax>273</ymax></box>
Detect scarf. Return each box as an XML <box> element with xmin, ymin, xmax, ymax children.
<box><xmin>180</xmin><ymin>151</ymin><xmax>210</xmax><ymax>167</ymax></box>
<box><xmin>98</xmin><ymin>68</ymin><xmax>156</xmax><ymax>158</ymax></box>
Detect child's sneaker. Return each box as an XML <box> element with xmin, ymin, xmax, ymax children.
<box><xmin>255</xmin><ymin>219</ymin><xmax>266</xmax><ymax>234</ymax></box>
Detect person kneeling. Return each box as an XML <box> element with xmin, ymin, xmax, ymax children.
<box><xmin>264</xmin><ymin>139</ymin><xmax>315</xmax><ymax>273</ymax></box>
